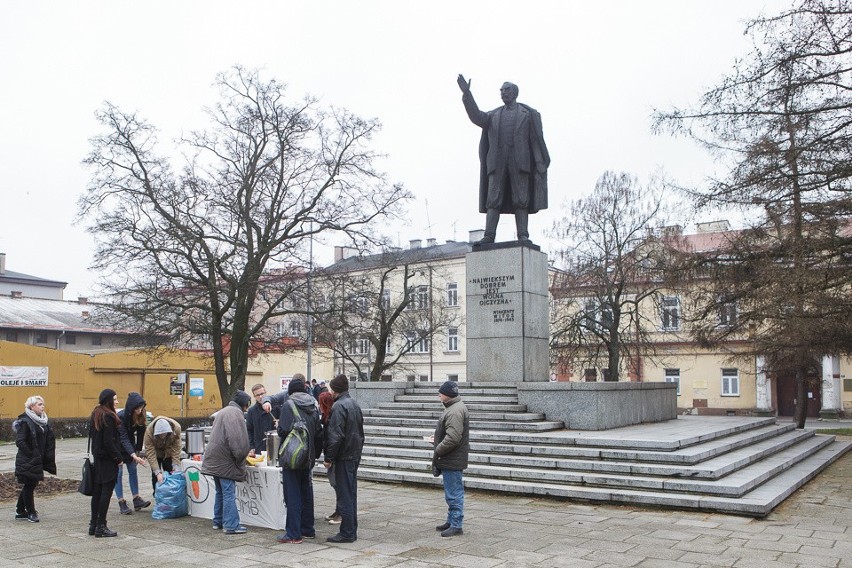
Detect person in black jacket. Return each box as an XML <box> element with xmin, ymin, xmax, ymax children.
<box><xmin>322</xmin><ymin>375</ymin><xmax>364</xmax><ymax>544</ymax></box>
<box><xmin>89</xmin><ymin>389</ymin><xmax>123</xmax><ymax>537</ymax></box>
<box><xmin>275</xmin><ymin>378</ymin><xmax>323</xmax><ymax>544</ymax></box>
<box><xmin>13</xmin><ymin>395</ymin><xmax>57</xmax><ymax>523</ymax></box>
<box><xmin>246</xmin><ymin>383</ymin><xmax>274</xmax><ymax>457</ymax></box>
<box><xmin>115</xmin><ymin>392</ymin><xmax>151</xmax><ymax>514</ymax></box>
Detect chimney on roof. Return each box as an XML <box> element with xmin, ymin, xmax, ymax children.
<box><xmin>0</xmin><ymin>252</ymin><xmax>5</xmax><ymax>275</ymax></box>
<box><xmin>78</xmin><ymin>296</ymin><xmax>88</xmax><ymax>305</ymax></box>
<box><xmin>333</xmin><ymin>246</ymin><xmax>359</xmax><ymax>262</ymax></box>
<box><xmin>11</xmin><ymin>290</ymin><xmax>22</xmax><ymax>298</ymax></box>
<box><xmin>469</xmin><ymin>229</ymin><xmax>484</xmax><ymax>243</ymax></box>
<box><xmin>409</xmin><ymin>239</ymin><xmax>421</xmax><ymax>249</ymax></box>
<box><xmin>426</xmin><ymin>238</ymin><xmax>436</xmax><ymax>247</ymax></box>
<box><xmin>81</xmin><ymin>310</ymin><xmax>90</xmax><ymax>318</ymax></box>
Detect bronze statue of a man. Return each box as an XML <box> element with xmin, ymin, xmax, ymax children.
<box><xmin>458</xmin><ymin>74</ymin><xmax>550</xmax><ymax>244</ymax></box>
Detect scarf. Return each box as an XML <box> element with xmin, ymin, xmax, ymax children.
<box><xmin>25</xmin><ymin>408</ymin><xmax>48</xmax><ymax>428</ymax></box>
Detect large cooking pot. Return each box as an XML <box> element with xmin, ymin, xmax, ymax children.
<box><xmin>186</xmin><ymin>427</ymin><xmax>206</xmax><ymax>455</ymax></box>
<box><xmin>265</xmin><ymin>431</ymin><xmax>279</xmax><ymax>466</ymax></box>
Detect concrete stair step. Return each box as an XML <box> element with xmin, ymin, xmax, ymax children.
<box><xmin>363</xmin><ymin>408</ymin><xmax>547</xmax><ymax>421</ymax></box>
<box><xmin>355</xmin><ymin>440</ymin><xmax>852</xmax><ymax>517</ymax></box>
<box><xmin>395</xmin><ymin>394</ymin><xmax>519</xmax><ymax>403</ymax></box>
<box><xmin>376</xmin><ymin>401</ymin><xmax>529</xmax><ymax>412</ymax></box>
<box><xmin>363</xmin><ymin>416</ymin><xmax>564</xmax><ymax>432</ymax></box>
<box><xmin>404</xmin><ymin>384</ymin><xmax>519</xmax><ymax>395</ymax></box>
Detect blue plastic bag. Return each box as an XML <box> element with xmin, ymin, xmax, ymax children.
<box><xmin>152</xmin><ymin>471</ymin><xmax>189</xmax><ymax>520</ymax></box>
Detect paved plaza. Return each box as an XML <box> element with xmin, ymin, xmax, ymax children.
<box><xmin>1</xmin><ymin>435</ymin><xmax>850</xmax><ymax>567</ymax></box>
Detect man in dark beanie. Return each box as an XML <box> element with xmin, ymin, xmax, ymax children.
<box><xmin>431</xmin><ymin>380</ymin><xmax>469</xmax><ymax>537</ymax></box>
<box><xmin>201</xmin><ymin>391</ymin><xmax>251</xmax><ymax>534</ymax></box>
<box><xmin>323</xmin><ymin>374</ymin><xmax>364</xmax><ymax>543</ymax></box>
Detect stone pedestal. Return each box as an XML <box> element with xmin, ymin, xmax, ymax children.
<box><xmin>465</xmin><ymin>243</ymin><xmax>549</xmax><ymax>382</ymax></box>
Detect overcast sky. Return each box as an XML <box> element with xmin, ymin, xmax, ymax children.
<box><xmin>0</xmin><ymin>0</ymin><xmax>783</xmax><ymax>298</ymax></box>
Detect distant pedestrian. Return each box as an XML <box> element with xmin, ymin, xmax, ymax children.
<box><xmin>89</xmin><ymin>389</ymin><xmax>123</xmax><ymax>537</ymax></box>
<box><xmin>201</xmin><ymin>391</ymin><xmax>251</xmax><ymax>534</ymax></box>
<box><xmin>115</xmin><ymin>392</ymin><xmax>151</xmax><ymax>515</ymax></box>
<box><xmin>144</xmin><ymin>416</ymin><xmax>182</xmax><ymax>488</ymax></box>
<box><xmin>276</xmin><ymin>377</ymin><xmax>323</xmax><ymax>544</ymax></box>
<box><xmin>13</xmin><ymin>395</ymin><xmax>56</xmax><ymax>523</ymax></box>
<box><xmin>431</xmin><ymin>380</ymin><xmax>469</xmax><ymax>537</ymax></box>
<box><xmin>323</xmin><ymin>374</ymin><xmax>364</xmax><ymax>543</ymax></box>
<box><xmin>246</xmin><ymin>383</ymin><xmax>274</xmax><ymax>457</ymax></box>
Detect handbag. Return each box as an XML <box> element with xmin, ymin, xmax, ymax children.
<box><xmin>78</xmin><ymin>433</ymin><xmax>94</xmax><ymax>496</ymax></box>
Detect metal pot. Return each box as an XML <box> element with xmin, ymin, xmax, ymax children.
<box><xmin>186</xmin><ymin>427</ymin><xmax>206</xmax><ymax>456</ymax></box>
<box><xmin>265</xmin><ymin>431</ymin><xmax>279</xmax><ymax>466</ymax></box>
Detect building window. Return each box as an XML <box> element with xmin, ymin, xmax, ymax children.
<box><xmin>664</xmin><ymin>368</ymin><xmax>681</xmax><ymax>396</ymax></box>
<box><xmin>447</xmin><ymin>374</ymin><xmax>459</xmax><ymax>381</ymax></box>
<box><xmin>447</xmin><ymin>282</ymin><xmax>458</xmax><ymax>307</ymax></box>
<box><xmin>418</xmin><ymin>374</ymin><xmax>429</xmax><ymax>382</ymax></box>
<box><xmin>289</xmin><ymin>320</ymin><xmax>302</xmax><ymax>337</ymax></box>
<box><xmin>35</xmin><ymin>332</ymin><xmax>48</xmax><ymax>344</ymax></box>
<box><xmin>385</xmin><ymin>335</ymin><xmax>393</xmax><ymax>354</ymax></box>
<box><xmin>6</xmin><ymin>331</ymin><xmax>18</xmax><ymax>342</ymax></box>
<box><xmin>661</xmin><ymin>296</ymin><xmax>680</xmax><ymax>330</ymax></box>
<box><xmin>348</xmin><ymin>337</ymin><xmax>369</xmax><ymax>355</ymax></box>
<box><xmin>65</xmin><ymin>333</ymin><xmax>76</xmax><ymax>345</ymax></box>
<box><xmin>721</xmin><ymin>368</ymin><xmax>740</xmax><ymax>396</ymax></box>
<box><xmin>447</xmin><ymin>327</ymin><xmax>459</xmax><ymax>352</ymax></box>
<box><xmin>405</xmin><ymin>331</ymin><xmax>429</xmax><ymax>354</ymax></box>
<box><xmin>91</xmin><ymin>335</ymin><xmax>103</xmax><ymax>346</ymax></box>
<box><xmin>718</xmin><ymin>298</ymin><xmax>737</xmax><ymax>327</ymax></box>
<box><xmin>583</xmin><ymin>299</ymin><xmax>612</xmax><ymax>333</ymax></box>
<box><xmin>380</xmin><ymin>289</ymin><xmax>390</xmax><ymax>311</ymax></box>
<box><xmin>274</xmin><ymin>322</ymin><xmax>286</xmax><ymax>337</ymax></box>
<box><xmin>407</xmin><ymin>285</ymin><xmax>429</xmax><ymax>310</ymax></box>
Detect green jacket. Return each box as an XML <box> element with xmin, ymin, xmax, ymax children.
<box><xmin>432</xmin><ymin>397</ymin><xmax>469</xmax><ymax>471</ymax></box>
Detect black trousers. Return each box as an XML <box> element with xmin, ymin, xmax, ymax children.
<box><xmin>333</xmin><ymin>459</ymin><xmax>359</xmax><ymax>540</ymax></box>
<box><xmin>16</xmin><ymin>479</ymin><xmax>38</xmax><ymax>514</ymax></box>
<box><xmin>90</xmin><ymin>481</ymin><xmax>114</xmax><ymax>526</ymax></box>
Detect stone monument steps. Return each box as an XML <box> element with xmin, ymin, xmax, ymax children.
<box><xmin>362</xmin><ymin>420</ymin><xmax>789</xmax><ymax>457</ymax></box>
<box><xmin>361</xmin><ymin>433</ymin><xmax>833</xmax><ymax>497</ymax></box>
<box><xmin>363</xmin><ymin>408</ymin><xmax>547</xmax><ymax>422</ymax></box>
<box><xmin>394</xmin><ymin>394</ymin><xmax>519</xmax><ymax>404</ymax></box>
<box><xmin>362</xmin><ymin>427</ymin><xmax>817</xmax><ymax>480</ymax></box>
<box><xmin>355</xmin><ymin>439</ymin><xmax>852</xmax><ymax>516</ymax></box>
<box><xmin>363</xmin><ymin>415</ymin><xmax>565</xmax><ymax>432</ymax></box>
<box><xmin>403</xmin><ymin>383</ymin><xmax>520</xmax><ymax>396</ymax></box>
<box><xmin>376</xmin><ymin>401</ymin><xmax>529</xmax><ymax>412</ymax></box>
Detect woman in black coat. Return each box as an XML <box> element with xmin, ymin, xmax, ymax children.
<box><xmin>14</xmin><ymin>395</ymin><xmax>57</xmax><ymax>523</ymax></box>
<box><xmin>89</xmin><ymin>389</ymin><xmax>123</xmax><ymax>537</ymax></box>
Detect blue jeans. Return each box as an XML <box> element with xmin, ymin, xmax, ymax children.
<box><xmin>114</xmin><ymin>461</ymin><xmax>139</xmax><ymax>499</ymax></box>
<box><xmin>212</xmin><ymin>477</ymin><xmax>240</xmax><ymax>530</ymax></box>
<box><xmin>442</xmin><ymin>469</ymin><xmax>464</xmax><ymax>529</ymax></box>
<box><xmin>282</xmin><ymin>468</ymin><xmax>315</xmax><ymax>539</ymax></box>
<box><xmin>332</xmin><ymin>459</ymin><xmax>359</xmax><ymax>540</ymax></box>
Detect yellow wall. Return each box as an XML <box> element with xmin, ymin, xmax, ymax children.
<box><xmin>0</xmin><ymin>341</ymin><xmax>217</xmax><ymax>419</ymax></box>
<box><xmin>248</xmin><ymin>348</ymin><xmax>335</xmax><ymax>394</ymax></box>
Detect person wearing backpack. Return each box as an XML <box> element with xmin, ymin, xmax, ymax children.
<box><xmin>276</xmin><ymin>377</ymin><xmax>323</xmax><ymax>544</ymax></box>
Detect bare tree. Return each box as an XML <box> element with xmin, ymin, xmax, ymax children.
<box><xmin>549</xmin><ymin>171</ymin><xmax>681</xmax><ymax>382</ymax></box>
<box><xmin>312</xmin><ymin>251</ymin><xmax>462</xmax><ymax>381</ymax></box>
<box><xmin>80</xmin><ymin>66</ymin><xmax>411</xmax><ymax>404</ymax></box>
<box><xmin>654</xmin><ymin>0</ymin><xmax>852</xmax><ymax>427</ymax></box>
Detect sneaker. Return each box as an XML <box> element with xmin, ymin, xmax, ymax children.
<box><xmin>440</xmin><ymin>527</ymin><xmax>463</xmax><ymax>537</ymax></box>
<box><xmin>324</xmin><ymin>511</ymin><xmax>338</xmax><ymax>521</ymax></box>
<box><xmin>276</xmin><ymin>535</ymin><xmax>303</xmax><ymax>544</ymax></box>
<box><xmin>15</xmin><ymin>512</ymin><xmax>28</xmax><ymax>521</ymax></box>
<box><xmin>27</xmin><ymin>512</ymin><xmax>40</xmax><ymax>523</ymax></box>
<box><xmin>212</xmin><ymin>522</ymin><xmax>223</xmax><ymax>530</ymax></box>
<box><xmin>436</xmin><ymin>522</ymin><xmax>450</xmax><ymax>531</ymax></box>
<box><xmin>302</xmin><ymin>533</ymin><xmax>316</xmax><ymax>539</ymax></box>
<box><xmin>326</xmin><ymin>534</ymin><xmax>355</xmax><ymax>543</ymax></box>
<box><xmin>118</xmin><ymin>499</ymin><xmax>132</xmax><ymax>515</ymax></box>
<box><xmin>328</xmin><ymin>513</ymin><xmax>342</xmax><ymax>525</ymax></box>
<box><xmin>225</xmin><ymin>526</ymin><xmax>248</xmax><ymax>535</ymax></box>
<box><xmin>132</xmin><ymin>496</ymin><xmax>152</xmax><ymax>511</ymax></box>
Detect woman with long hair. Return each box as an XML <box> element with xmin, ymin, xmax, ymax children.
<box><xmin>13</xmin><ymin>395</ymin><xmax>56</xmax><ymax>522</ymax></box>
<box><xmin>89</xmin><ymin>389</ymin><xmax>123</xmax><ymax>537</ymax></box>
<box><xmin>114</xmin><ymin>392</ymin><xmax>150</xmax><ymax>514</ymax></box>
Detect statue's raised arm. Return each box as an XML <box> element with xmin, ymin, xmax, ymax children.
<box><xmin>457</xmin><ymin>74</ymin><xmax>471</xmax><ymax>94</ymax></box>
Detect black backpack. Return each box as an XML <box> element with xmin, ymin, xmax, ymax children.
<box><xmin>278</xmin><ymin>400</ymin><xmax>311</xmax><ymax>470</ymax></box>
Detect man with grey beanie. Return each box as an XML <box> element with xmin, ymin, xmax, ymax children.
<box><xmin>430</xmin><ymin>380</ymin><xmax>469</xmax><ymax>537</ymax></box>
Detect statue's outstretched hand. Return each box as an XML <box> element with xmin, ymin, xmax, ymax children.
<box><xmin>457</xmin><ymin>74</ymin><xmax>471</xmax><ymax>94</ymax></box>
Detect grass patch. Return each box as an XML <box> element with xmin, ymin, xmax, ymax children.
<box><xmin>814</xmin><ymin>428</ymin><xmax>852</xmax><ymax>436</ymax></box>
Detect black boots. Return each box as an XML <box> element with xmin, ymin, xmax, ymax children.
<box><xmin>88</xmin><ymin>521</ymin><xmax>96</xmax><ymax>536</ymax></box>
<box><xmin>94</xmin><ymin>524</ymin><xmax>118</xmax><ymax>538</ymax></box>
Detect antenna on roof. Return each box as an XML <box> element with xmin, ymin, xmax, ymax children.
<box><xmin>424</xmin><ymin>199</ymin><xmax>435</xmax><ymax>238</ymax></box>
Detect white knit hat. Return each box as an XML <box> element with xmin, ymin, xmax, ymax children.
<box><xmin>153</xmin><ymin>419</ymin><xmax>172</xmax><ymax>436</ymax></box>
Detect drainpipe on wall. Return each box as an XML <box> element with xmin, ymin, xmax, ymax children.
<box><xmin>55</xmin><ymin>330</ymin><xmax>65</xmax><ymax>350</ymax></box>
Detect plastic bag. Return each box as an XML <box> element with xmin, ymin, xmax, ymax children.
<box><xmin>152</xmin><ymin>471</ymin><xmax>189</xmax><ymax>520</ymax></box>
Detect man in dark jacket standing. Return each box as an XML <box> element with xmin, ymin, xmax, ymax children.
<box><xmin>431</xmin><ymin>380</ymin><xmax>469</xmax><ymax>537</ymax></box>
<box><xmin>246</xmin><ymin>383</ymin><xmax>274</xmax><ymax>457</ymax></box>
<box><xmin>322</xmin><ymin>374</ymin><xmax>364</xmax><ymax>543</ymax></box>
